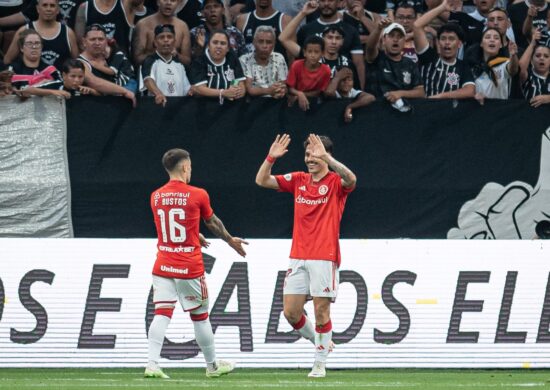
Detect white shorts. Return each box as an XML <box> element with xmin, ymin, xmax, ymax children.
<box><xmin>152</xmin><ymin>274</ymin><xmax>209</xmax><ymax>312</ymax></box>
<box><xmin>283</xmin><ymin>259</ymin><xmax>339</xmax><ymax>301</ymax></box>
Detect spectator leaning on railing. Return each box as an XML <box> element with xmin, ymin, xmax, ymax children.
<box><xmin>365</xmin><ymin>19</ymin><xmax>425</xmax><ymax>111</ymax></box>
<box><xmin>472</xmin><ymin>27</ymin><xmax>518</xmax><ymax>105</ymax></box>
<box><xmin>413</xmin><ymin>0</ymin><xmax>475</xmax><ymax>100</ymax></box>
<box><xmin>77</xmin><ymin>24</ymin><xmax>136</xmax><ymax>106</ymax></box>
<box><xmin>189</xmin><ymin>29</ymin><xmax>246</xmax><ymax>103</ymax></box>
<box><xmin>238</xmin><ymin>25</ymin><xmax>287</xmax><ymax>99</ymax></box>
<box><xmin>140</xmin><ymin>24</ymin><xmax>191</xmax><ymax>106</ymax></box>
<box><xmin>286</xmin><ymin>35</ymin><xmax>331</xmax><ymax>112</ymax></box>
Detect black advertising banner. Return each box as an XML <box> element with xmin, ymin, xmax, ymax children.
<box><xmin>66</xmin><ymin>97</ymin><xmax>550</xmax><ymax>239</ymax></box>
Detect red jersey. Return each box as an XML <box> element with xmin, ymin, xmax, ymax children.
<box><xmin>286</xmin><ymin>59</ymin><xmax>331</xmax><ymax>92</ymax></box>
<box><xmin>150</xmin><ymin>180</ymin><xmax>214</xmax><ymax>279</ymax></box>
<box><xmin>275</xmin><ymin>171</ymin><xmax>354</xmax><ymax>266</ymax></box>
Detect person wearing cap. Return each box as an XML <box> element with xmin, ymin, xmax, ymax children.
<box><xmin>78</xmin><ymin>23</ymin><xmax>135</xmax><ymax>89</ymax></box>
<box><xmin>365</xmin><ymin>19</ymin><xmax>424</xmax><ymax>105</ymax></box>
<box><xmin>189</xmin><ymin>0</ymin><xmax>247</xmax><ymax>60</ymax></box>
<box><xmin>278</xmin><ymin>2</ymin><xmax>355</xmax><ymax>81</ymax></box>
<box><xmin>295</xmin><ymin>0</ymin><xmax>365</xmax><ymax>90</ymax></box>
<box><xmin>132</xmin><ymin>0</ymin><xmax>191</xmax><ymax>65</ymax></box>
<box><xmin>77</xmin><ymin>24</ymin><xmax>137</xmax><ymax>105</ymax></box>
<box><xmin>140</xmin><ymin>24</ymin><xmax>191</xmax><ymax>105</ymax></box>
<box><xmin>74</xmin><ymin>0</ymin><xmax>141</xmax><ymax>55</ymax></box>
<box><xmin>413</xmin><ymin>0</ymin><xmax>475</xmax><ymax>99</ymax></box>
<box><xmin>238</xmin><ymin>25</ymin><xmax>287</xmax><ymax>98</ymax></box>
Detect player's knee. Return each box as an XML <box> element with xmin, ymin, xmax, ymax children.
<box><xmin>154</xmin><ymin>306</ymin><xmax>175</xmax><ymax>318</ymax></box>
<box><xmin>313</xmin><ymin>302</ymin><xmax>330</xmax><ymax>324</ymax></box>
<box><xmin>283</xmin><ymin>307</ymin><xmax>302</xmax><ymax>325</ymax></box>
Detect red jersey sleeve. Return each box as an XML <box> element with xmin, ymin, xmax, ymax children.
<box><xmin>335</xmin><ymin>174</ymin><xmax>355</xmax><ymax>197</ymax></box>
<box><xmin>198</xmin><ymin>189</ymin><xmax>214</xmax><ymax>220</ymax></box>
<box><xmin>275</xmin><ymin>172</ymin><xmax>299</xmax><ymax>193</ymax></box>
<box><xmin>286</xmin><ymin>60</ymin><xmax>299</xmax><ymax>89</ymax></box>
<box><xmin>319</xmin><ymin>64</ymin><xmax>332</xmax><ymax>91</ymax></box>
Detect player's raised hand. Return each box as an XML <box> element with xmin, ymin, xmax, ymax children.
<box><xmin>307</xmin><ymin>133</ymin><xmax>329</xmax><ymax>162</ymax></box>
<box><xmin>268</xmin><ymin>134</ymin><xmax>291</xmax><ymax>159</ymax></box>
<box><xmin>228</xmin><ymin>237</ymin><xmax>249</xmax><ymax>257</ymax></box>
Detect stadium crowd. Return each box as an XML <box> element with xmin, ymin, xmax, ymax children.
<box><xmin>0</xmin><ymin>0</ymin><xmax>548</xmax><ymax>114</ymax></box>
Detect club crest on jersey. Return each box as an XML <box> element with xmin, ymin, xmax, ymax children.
<box><xmin>447</xmin><ymin>72</ymin><xmax>459</xmax><ymax>86</ymax></box>
<box><xmin>402</xmin><ymin>71</ymin><xmax>411</xmax><ymax>85</ymax></box>
<box><xmin>318</xmin><ymin>185</ymin><xmax>329</xmax><ymax>195</ymax></box>
<box><xmin>168</xmin><ymin>80</ymin><xmax>175</xmax><ymax>94</ymax></box>
<box><xmin>284</xmin><ymin>173</ymin><xmax>292</xmax><ymax>181</ymax></box>
<box><xmin>154</xmin><ymin>192</ymin><xmax>160</xmax><ymax>205</ymax></box>
<box><xmin>225</xmin><ymin>68</ymin><xmax>235</xmax><ymax>81</ymax></box>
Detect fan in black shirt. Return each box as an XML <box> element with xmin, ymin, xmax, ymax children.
<box><xmin>295</xmin><ymin>0</ymin><xmax>365</xmax><ymax>90</ymax></box>
<box><xmin>189</xmin><ymin>30</ymin><xmax>246</xmax><ymax>102</ymax></box>
<box><xmin>365</xmin><ymin>19</ymin><xmax>424</xmax><ymax>102</ymax></box>
<box><xmin>413</xmin><ymin>0</ymin><xmax>475</xmax><ymax>99</ymax></box>
<box><xmin>519</xmin><ymin>30</ymin><xmax>550</xmax><ymax>107</ymax></box>
<box><xmin>509</xmin><ymin>0</ymin><xmax>547</xmax><ymax>49</ymax></box>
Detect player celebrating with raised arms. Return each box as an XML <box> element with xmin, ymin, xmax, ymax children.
<box><xmin>255</xmin><ymin>133</ymin><xmax>356</xmax><ymax>378</ymax></box>
<box><xmin>147</xmin><ymin>148</ymin><xmax>248</xmax><ymax>379</ymax></box>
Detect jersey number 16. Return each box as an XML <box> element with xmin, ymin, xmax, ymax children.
<box><xmin>157</xmin><ymin>208</ymin><xmax>186</xmax><ymax>243</ymax></box>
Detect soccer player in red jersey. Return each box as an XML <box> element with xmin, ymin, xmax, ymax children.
<box><xmin>255</xmin><ymin>133</ymin><xmax>356</xmax><ymax>378</ymax></box>
<box><xmin>147</xmin><ymin>148</ymin><xmax>248</xmax><ymax>379</ymax></box>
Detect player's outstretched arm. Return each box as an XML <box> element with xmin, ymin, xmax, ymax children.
<box><xmin>203</xmin><ymin>214</ymin><xmax>248</xmax><ymax>257</ymax></box>
<box><xmin>308</xmin><ymin>134</ymin><xmax>357</xmax><ymax>189</ymax></box>
<box><xmin>255</xmin><ymin>134</ymin><xmax>291</xmax><ymax>189</ymax></box>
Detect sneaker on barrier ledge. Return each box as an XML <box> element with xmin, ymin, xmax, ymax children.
<box><xmin>206</xmin><ymin>360</ymin><xmax>235</xmax><ymax>378</ymax></box>
<box><xmin>144</xmin><ymin>362</ymin><xmax>170</xmax><ymax>379</ymax></box>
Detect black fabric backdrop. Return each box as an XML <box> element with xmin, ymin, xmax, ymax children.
<box><xmin>66</xmin><ymin>97</ymin><xmax>549</xmax><ymax>238</ymax></box>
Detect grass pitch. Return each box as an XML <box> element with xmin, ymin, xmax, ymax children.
<box><xmin>1</xmin><ymin>368</ymin><xmax>549</xmax><ymax>389</ymax></box>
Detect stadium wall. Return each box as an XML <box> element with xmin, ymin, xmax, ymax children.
<box><xmin>1</xmin><ymin>238</ymin><xmax>549</xmax><ymax>368</ymax></box>
<box><xmin>65</xmin><ymin>97</ymin><xmax>550</xmax><ymax>239</ymax></box>
<box><xmin>0</xmin><ymin>97</ymin><xmax>548</xmax><ymax>239</ymax></box>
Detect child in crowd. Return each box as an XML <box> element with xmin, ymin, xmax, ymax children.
<box><xmin>61</xmin><ymin>59</ymin><xmax>100</xmax><ymax>96</ymax></box>
<box><xmin>286</xmin><ymin>35</ymin><xmax>331</xmax><ymax>111</ymax></box>
<box><xmin>324</xmin><ymin>66</ymin><xmax>375</xmax><ymax>122</ymax></box>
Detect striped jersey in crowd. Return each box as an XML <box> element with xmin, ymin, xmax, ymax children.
<box><xmin>418</xmin><ymin>46</ymin><xmax>474</xmax><ymax>97</ymax></box>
